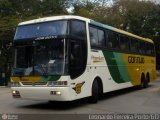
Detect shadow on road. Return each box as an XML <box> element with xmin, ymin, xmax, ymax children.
<box><xmin>18</xmin><ymin>99</ymin><xmax>89</xmax><ymax>111</ymax></box>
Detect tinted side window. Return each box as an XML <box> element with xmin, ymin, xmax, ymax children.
<box><xmin>89</xmin><ymin>26</ymin><xmax>105</xmax><ymax>47</ymax></box>
<box><xmin>150</xmin><ymin>44</ymin><xmax>155</xmax><ymax>56</ymax></box>
<box><xmin>130</xmin><ymin>39</ymin><xmax>139</xmax><ymax>53</ymax></box>
<box><xmin>89</xmin><ymin>27</ymin><xmax>98</xmax><ymax>46</ymax></box>
<box><xmin>71</xmin><ymin>20</ymin><xmax>86</xmax><ymax>39</ymax></box>
<box><xmin>138</xmin><ymin>41</ymin><xmax>146</xmax><ymax>54</ymax></box>
<box><xmin>107</xmin><ymin>31</ymin><xmax>119</xmax><ymax>49</ymax></box>
<box><xmin>146</xmin><ymin>43</ymin><xmax>155</xmax><ymax>56</ymax></box>
<box><xmin>119</xmin><ymin>35</ymin><xmax>130</xmax><ymax>51</ymax></box>
<box><xmin>98</xmin><ymin>29</ymin><xmax>105</xmax><ymax>47</ymax></box>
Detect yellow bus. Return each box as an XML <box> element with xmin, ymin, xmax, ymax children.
<box><xmin>11</xmin><ymin>15</ymin><xmax>156</xmax><ymax>103</ymax></box>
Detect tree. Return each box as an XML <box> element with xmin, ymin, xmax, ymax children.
<box><xmin>71</xmin><ymin>0</ymin><xmax>96</xmax><ymax>17</ymax></box>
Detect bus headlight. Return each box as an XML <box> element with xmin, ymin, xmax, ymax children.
<box><xmin>50</xmin><ymin>91</ymin><xmax>61</xmax><ymax>95</ymax></box>
<box><xmin>11</xmin><ymin>82</ymin><xmax>21</xmax><ymax>87</ymax></box>
<box><xmin>47</xmin><ymin>81</ymin><xmax>68</xmax><ymax>87</ymax></box>
<box><xmin>12</xmin><ymin>90</ymin><xmax>21</xmax><ymax>98</ymax></box>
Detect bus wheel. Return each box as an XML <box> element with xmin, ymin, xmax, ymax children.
<box><xmin>139</xmin><ymin>74</ymin><xmax>145</xmax><ymax>89</ymax></box>
<box><xmin>89</xmin><ymin>80</ymin><xmax>99</xmax><ymax>103</ymax></box>
<box><xmin>144</xmin><ymin>74</ymin><xmax>150</xmax><ymax>88</ymax></box>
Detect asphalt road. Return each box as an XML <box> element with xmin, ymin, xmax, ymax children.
<box><xmin>0</xmin><ymin>78</ymin><xmax>160</xmax><ymax>119</ymax></box>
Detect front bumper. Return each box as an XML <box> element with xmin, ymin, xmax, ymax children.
<box><xmin>11</xmin><ymin>86</ymin><xmax>72</xmax><ymax>101</ymax></box>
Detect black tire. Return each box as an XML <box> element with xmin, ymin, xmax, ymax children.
<box><xmin>139</xmin><ymin>74</ymin><xmax>145</xmax><ymax>89</ymax></box>
<box><xmin>144</xmin><ymin>74</ymin><xmax>149</xmax><ymax>88</ymax></box>
<box><xmin>89</xmin><ymin>80</ymin><xmax>99</xmax><ymax>103</ymax></box>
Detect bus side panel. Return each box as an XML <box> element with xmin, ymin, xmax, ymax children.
<box><xmin>102</xmin><ymin>51</ymin><xmax>156</xmax><ymax>87</ymax></box>
<box><xmin>124</xmin><ymin>54</ymin><xmax>156</xmax><ymax>85</ymax></box>
<box><xmin>70</xmin><ymin>50</ymin><xmax>156</xmax><ymax>100</ymax></box>
<box><xmin>123</xmin><ymin>54</ymin><xmax>144</xmax><ymax>86</ymax></box>
<box><xmin>102</xmin><ymin>51</ymin><xmax>133</xmax><ymax>84</ymax></box>
<box><xmin>91</xmin><ymin>50</ymin><xmax>133</xmax><ymax>93</ymax></box>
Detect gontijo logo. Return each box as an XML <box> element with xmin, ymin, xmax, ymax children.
<box><xmin>73</xmin><ymin>82</ymin><xmax>85</xmax><ymax>94</ymax></box>
<box><xmin>128</xmin><ymin>56</ymin><xmax>144</xmax><ymax>64</ymax></box>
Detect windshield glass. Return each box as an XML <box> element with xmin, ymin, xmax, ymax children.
<box><xmin>15</xmin><ymin>20</ymin><xmax>68</xmax><ymax>40</ymax></box>
<box><xmin>12</xmin><ymin>39</ymin><xmax>68</xmax><ymax>76</ymax></box>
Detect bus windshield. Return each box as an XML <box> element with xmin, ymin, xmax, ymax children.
<box><xmin>14</xmin><ymin>20</ymin><xmax>68</xmax><ymax>40</ymax></box>
<box><xmin>12</xmin><ymin>39</ymin><xmax>68</xmax><ymax>76</ymax></box>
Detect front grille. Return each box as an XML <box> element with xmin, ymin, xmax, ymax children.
<box><xmin>21</xmin><ymin>82</ymin><xmax>47</xmax><ymax>86</ymax></box>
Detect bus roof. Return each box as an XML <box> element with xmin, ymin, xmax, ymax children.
<box><xmin>18</xmin><ymin>15</ymin><xmax>153</xmax><ymax>43</ymax></box>
<box><xmin>18</xmin><ymin>15</ymin><xmax>90</xmax><ymax>26</ymax></box>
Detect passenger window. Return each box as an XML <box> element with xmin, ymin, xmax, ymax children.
<box><xmin>146</xmin><ymin>43</ymin><xmax>151</xmax><ymax>55</ymax></box>
<box><xmin>98</xmin><ymin>29</ymin><xmax>105</xmax><ymax>47</ymax></box>
<box><xmin>138</xmin><ymin>41</ymin><xmax>146</xmax><ymax>54</ymax></box>
<box><xmin>89</xmin><ymin>27</ymin><xmax>98</xmax><ymax>46</ymax></box>
<box><xmin>146</xmin><ymin>43</ymin><xmax>155</xmax><ymax>56</ymax></box>
<box><xmin>130</xmin><ymin>39</ymin><xmax>139</xmax><ymax>52</ymax></box>
<box><xmin>107</xmin><ymin>31</ymin><xmax>119</xmax><ymax>49</ymax></box>
<box><xmin>119</xmin><ymin>36</ymin><xmax>130</xmax><ymax>51</ymax></box>
<box><xmin>71</xmin><ymin>20</ymin><xmax>86</xmax><ymax>39</ymax></box>
<box><xmin>151</xmin><ymin>44</ymin><xmax>155</xmax><ymax>56</ymax></box>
